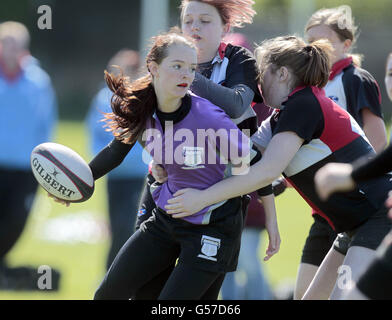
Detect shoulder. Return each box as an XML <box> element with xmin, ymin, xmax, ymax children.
<box><xmin>344</xmin><ymin>65</ymin><xmax>378</xmax><ymax>85</ymax></box>
<box><xmin>284</xmin><ymin>87</ymin><xmax>322</xmax><ymax>111</ymax></box>
<box><xmin>190</xmin><ymin>93</ymin><xmax>231</xmax><ymax>123</ymax></box>
<box><xmin>23</xmin><ymin>63</ymin><xmax>53</xmax><ymax>90</ymax></box>
<box><xmin>225</xmin><ymin>44</ymin><xmax>254</xmax><ymax>62</ymax></box>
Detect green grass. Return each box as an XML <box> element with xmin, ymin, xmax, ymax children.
<box><xmin>0</xmin><ymin>121</ymin><xmax>313</xmax><ymax>300</ymax></box>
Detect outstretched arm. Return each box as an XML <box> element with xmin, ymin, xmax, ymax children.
<box><xmin>165</xmin><ymin>131</ymin><xmax>304</xmax><ymax>217</ymax></box>
<box><xmin>89</xmin><ymin>138</ymin><xmax>134</xmax><ymax>180</ymax></box>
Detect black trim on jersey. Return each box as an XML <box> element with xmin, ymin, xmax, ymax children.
<box><xmin>272</xmin><ymin>87</ymin><xmax>324</xmax><ymax>144</ymax></box>
<box><xmin>199</xmin><ymin>44</ymin><xmax>262</xmax><ymax>103</ymax></box>
<box><xmin>342</xmin><ymin>64</ymin><xmax>383</xmax><ymax>126</ymax></box>
<box><xmin>155</xmin><ymin>93</ymin><xmax>192</xmax><ymax>129</ymax></box>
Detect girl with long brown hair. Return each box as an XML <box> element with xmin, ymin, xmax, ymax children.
<box><xmin>134</xmin><ymin>0</ymin><xmax>280</xmax><ymax>299</ymax></box>
<box><xmin>82</xmin><ymin>30</ymin><xmax>277</xmax><ymax>300</ymax></box>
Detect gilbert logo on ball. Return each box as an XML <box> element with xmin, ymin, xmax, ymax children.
<box><xmin>31</xmin><ymin>143</ymin><xmax>94</xmax><ymax>202</ymax></box>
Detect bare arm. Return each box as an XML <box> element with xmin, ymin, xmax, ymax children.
<box><xmin>361</xmin><ymin>108</ymin><xmax>387</xmax><ymax>153</ymax></box>
<box><xmin>258</xmin><ymin>193</ymin><xmax>281</xmax><ymax>261</ymax></box>
<box><xmin>165</xmin><ymin>131</ymin><xmax>304</xmax><ymax>216</ymax></box>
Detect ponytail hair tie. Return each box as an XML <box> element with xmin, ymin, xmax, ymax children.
<box><xmin>304</xmin><ymin>45</ymin><xmax>313</xmax><ymax>53</ymax></box>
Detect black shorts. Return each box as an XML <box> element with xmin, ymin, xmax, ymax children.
<box><xmin>356</xmin><ymin>230</ymin><xmax>392</xmax><ymax>299</ymax></box>
<box><xmin>333</xmin><ymin>207</ymin><xmax>392</xmax><ymax>252</ymax></box>
<box><xmin>301</xmin><ymin>215</ymin><xmax>338</xmax><ymax>266</ymax></box>
<box><xmin>140</xmin><ymin>197</ymin><xmax>244</xmax><ymax>273</ymax></box>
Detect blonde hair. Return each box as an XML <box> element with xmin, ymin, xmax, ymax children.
<box><xmin>180</xmin><ymin>0</ymin><xmax>256</xmax><ymax>28</ymax></box>
<box><xmin>255</xmin><ymin>35</ymin><xmax>332</xmax><ymax>89</ymax></box>
<box><xmin>305</xmin><ymin>6</ymin><xmax>363</xmax><ymax>67</ymax></box>
<box><xmin>0</xmin><ymin>21</ymin><xmax>30</xmax><ymax>49</ymax></box>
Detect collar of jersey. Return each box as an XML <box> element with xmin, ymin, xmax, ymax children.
<box><xmin>329</xmin><ymin>57</ymin><xmax>353</xmax><ymax>81</ymax></box>
<box><xmin>153</xmin><ymin>93</ymin><xmax>192</xmax><ymax>125</ymax></box>
<box><xmin>211</xmin><ymin>42</ymin><xmax>228</xmax><ymax>65</ymax></box>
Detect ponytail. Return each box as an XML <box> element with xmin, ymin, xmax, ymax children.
<box><xmin>104</xmin><ymin>71</ymin><xmax>156</xmax><ymax>145</ymax></box>
<box><xmin>303</xmin><ymin>40</ymin><xmax>332</xmax><ymax>88</ymax></box>
<box><xmin>255</xmin><ymin>36</ymin><xmax>332</xmax><ymax>89</ymax></box>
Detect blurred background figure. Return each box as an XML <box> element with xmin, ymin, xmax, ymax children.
<box><xmin>0</xmin><ymin>21</ymin><xmax>59</xmax><ymax>290</ymax></box>
<box><xmin>385</xmin><ymin>52</ymin><xmax>392</xmax><ymax>142</ymax></box>
<box><xmin>86</xmin><ymin>49</ymin><xmax>149</xmax><ymax>270</ymax></box>
<box><xmin>219</xmin><ymin>32</ymin><xmax>276</xmax><ymax>300</ymax></box>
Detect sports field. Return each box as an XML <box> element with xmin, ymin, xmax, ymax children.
<box><xmin>0</xmin><ymin>120</ymin><xmax>314</xmax><ymax>300</ymax></box>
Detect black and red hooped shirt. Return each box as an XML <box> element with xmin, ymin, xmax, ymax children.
<box><xmin>252</xmin><ymin>86</ymin><xmax>392</xmax><ymax>233</ymax></box>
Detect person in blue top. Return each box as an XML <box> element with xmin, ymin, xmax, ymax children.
<box><xmin>0</xmin><ymin>21</ymin><xmax>58</xmax><ymax>290</ymax></box>
<box><xmin>86</xmin><ymin>49</ymin><xmax>150</xmax><ymax>269</ymax></box>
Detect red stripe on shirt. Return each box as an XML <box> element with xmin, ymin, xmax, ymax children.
<box><xmin>312</xmin><ymin>86</ymin><xmax>360</xmax><ymax>152</ymax></box>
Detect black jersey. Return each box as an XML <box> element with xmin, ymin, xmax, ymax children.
<box><xmin>197</xmin><ymin>43</ymin><xmax>261</xmax><ymax>133</ymax></box>
<box><xmin>252</xmin><ymin>86</ymin><xmax>392</xmax><ymax>233</ymax></box>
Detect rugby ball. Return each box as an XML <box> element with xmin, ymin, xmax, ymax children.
<box><xmin>31</xmin><ymin>142</ymin><xmax>94</xmax><ymax>202</ymax></box>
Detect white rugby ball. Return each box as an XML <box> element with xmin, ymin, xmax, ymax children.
<box><xmin>31</xmin><ymin>142</ymin><xmax>94</xmax><ymax>202</ymax></box>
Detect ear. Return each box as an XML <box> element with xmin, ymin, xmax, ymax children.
<box><xmin>278</xmin><ymin>66</ymin><xmax>290</xmax><ymax>82</ymax></box>
<box><xmin>343</xmin><ymin>39</ymin><xmax>352</xmax><ymax>54</ymax></box>
<box><xmin>222</xmin><ymin>23</ymin><xmax>231</xmax><ymax>38</ymax></box>
<box><xmin>148</xmin><ymin>61</ymin><xmax>159</xmax><ymax>78</ymax></box>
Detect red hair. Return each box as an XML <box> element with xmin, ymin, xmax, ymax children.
<box><xmin>180</xmin><ymin>0</ymin><xmax>256</xmax><ymax>28</ymax></box>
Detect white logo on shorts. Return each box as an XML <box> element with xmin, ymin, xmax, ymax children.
<box><xmin>197</xmin><ymin>235</ymin><xmax>221</xmax><ymax>262</ymax></box>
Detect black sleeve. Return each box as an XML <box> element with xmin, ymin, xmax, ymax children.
<box><xmin>89</xmin><ymin>138</ymin><xmax>134</xmax><ymax>180</ymax></box>
<box><xmin>272</xmin><ymin>177</ymin><xmax>287</xmax><ymax>197</ymax></box>
<box><xmin>351</xmin><ymin>144</ymin><xmax>392</xmax><ymax>183</ymax></box>
<box><xmin>273</xmin><ymin>92</ymin><xmax>324</xmax><ymax>143</ymax></box>
<box><xmin>345</xmin><ymin>67</ymin><xmax>383</xmax><ymax>126</ymax></box>
<box><xmin>190</xmin><ymin>72</ymin><xmax>255</xmax><ymax>118</ymax></box>
<box><xmin>225</xmin><ymin>45</ymin><xmax>263</xmax><ymax>103</ymax></box>
<box><xmin>250</xmin><ymin>145</ymin><xmax>273</xmax><ymax>196</ymax></box>
<box><xmin>355</xmin><ymin>68</ymin><xmax>383</xmax><ymax>119</ymax></box>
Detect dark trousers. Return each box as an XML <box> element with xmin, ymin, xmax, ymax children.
<box><xmin>0</xmin><ymin>168</ymin><xmax>38</xmax><ymax>263</ymax></box>
<box><xmin>94</xmin><ymin>216</ymin><xmax>225</xmax><ymax>300</ymax></box>
<box><xmin>106</xmin><ymin>177</ymin><xmax>144</xmax><ymax>270</ymax></box>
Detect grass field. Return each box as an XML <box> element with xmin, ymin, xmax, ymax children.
<box><xmin>0</xmin><ymin>121</ymin><xmax>313</xmax><ymax>300</ymax></box>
